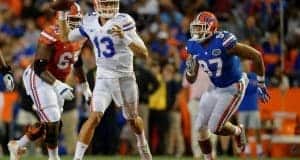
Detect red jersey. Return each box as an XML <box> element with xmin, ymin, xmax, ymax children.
<box><xmin>38</xmin><ymin>25</ymin><xmax>85</xmax><ymax>81</ymax></box>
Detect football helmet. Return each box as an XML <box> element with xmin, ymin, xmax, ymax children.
<box><xmin>66</xmin><ymin>2</ymin><xmax>82</xmax><ymax>29</ymax></box>
<box><xmin>190</xmin><ymin>11</ymin><xmax>218</xmax><ymax>42</ymax></box>
<box><xmin>94</xmin><ymin>0</ymin><xmax>119</xmax><ymax>18</ymax></box>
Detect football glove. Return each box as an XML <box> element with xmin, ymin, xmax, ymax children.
<box><xmin>257</xmin><ymin>78</ymin><xmax>270</xmax><ymax>103</ymax></box>
<box><xmin>185</xmin><ymin>55</ymin><xmax>198</xmax><ymax>76</ymax></box>
<box><xmin>80</xmin><ymin>82</ymin><xmax>92</xmax><ymax>104</ymax></box>
<box><xmin>0</xmin><ymin>65</ymin><xmax>14</xmax><ymax>91</ymax></box>
<box><xmin>53</xmin><ymin>80</ymin><xmax>74</xmax><ymax>100</ymax></box>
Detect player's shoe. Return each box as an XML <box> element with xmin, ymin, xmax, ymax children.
<box><xmin>137</xmin><ymin>143</ymin><xmax>152</xmax><ymax>160</ymax></box>
<box><xmin>235</xmin><ymin>124</ymin><xmax>247</xmax><ymax>152</ymax></box>
<box><xmin>8</xmin><ymin>140</ymin><xmax>27</xmax><ymax>160</ymax></box>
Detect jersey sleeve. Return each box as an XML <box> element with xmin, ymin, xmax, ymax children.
<box><xmin>38</xmin><ymin>26</ymin><xmax>57</xmax><ymax>45</ymax></box>
<box><xmin>118</xmin><ymin>14</ymin><xmax>136</xmax><ymax>32</ymax></box>
<box><xmin>221</xmin><ymin>31</ymin><xmax>237</xmax><ymax>50</ymax></box>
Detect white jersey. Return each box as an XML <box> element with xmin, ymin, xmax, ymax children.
<box><xmin>69</xmin><ymin>12</ymin><xmax>145</xmax><ymax>78</ymax></box>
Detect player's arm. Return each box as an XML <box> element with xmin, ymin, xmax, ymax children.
<box><xmin>185</xmin><ymin>54</ymin><xmax>199</xmax><ymax>84</ymax></box>
<box><xmin>0</xmin><ymin>50</ymin><xmax>14</xmax><ymax>91</ymax></box>
<box><xmin>57</xmin><ymin>11</ymin><xmax>69</xmax><ymax>41</ymax></box>
<box><xmin>112</xmin><ymin>25</ymin><xmax>148</xmax><ymax>59</ymax></box>
<box><xmin>229</xmin><ymin>43</ymin><xmax>265</xmax><ymax>77</ymax></box>
<box><xmin>32</xmin><ymin>43</ymin><xmax>56</xmax><ymax>84</ymax></box>
<box><xmin>34</xmin><ymin>31</ymin><xmax>74</xmax><ymax>100</ymax></box>
<box><xmin>73</xmin><ymin>53</ymin><xmax>92</xmax><ymax>103</ymax></box>
<box><xmin>228</xmin><ymin>43</ymin><xmax>270</xmax><ymax>103</ymax></box>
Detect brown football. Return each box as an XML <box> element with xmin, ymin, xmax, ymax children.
<box><xmin>50</xmin><ymin>0</ymin><xmax>75</xmax><ymax>11</ymax></box>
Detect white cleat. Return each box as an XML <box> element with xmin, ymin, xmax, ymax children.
<box><xmin>138</xmin><ymin>143</ymin><xmax>152</xmax><ymax>160</ymax></box>
<box><xmin>8</xmin><ymin>140</ymin><xmax>27</xmax><ymax>160</ymax></box>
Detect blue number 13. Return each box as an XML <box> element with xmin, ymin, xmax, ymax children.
<box><xmin>94</xmin><ymin>37</ymin><xmax>116</xmax><ymax>58</ymax></box>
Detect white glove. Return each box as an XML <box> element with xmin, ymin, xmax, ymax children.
<box><xmin>80</xmin><ymin>82</ymin><xmax>92</xmax><ymax>103</ymax></box>
<box><xmin>53</xmin><ymin>80</ymin><xmax>74</xmax><ymax>100</ymax></box>
<box><xmin>3</xmin><ymin>73</ymin><xmax>14</xmax><ymax>91</ymax></box>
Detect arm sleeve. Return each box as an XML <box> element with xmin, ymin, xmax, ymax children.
<box><xmin>221</xmin><ymin>31</ymin><xmax>237</xmax><ymax>50</ymax></box>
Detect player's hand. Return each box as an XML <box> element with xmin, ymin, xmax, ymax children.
<box><xmin>80</xmin><ymin>82</ymin><xmax>92</xmax><ymax>104</ymax></box>
<box><xmin>185</xmin><ymin>55</ymin><xmax>198</xmax><ymax>76</ymax></box>
<box><xmin>257</xmin><ymin>81</ymin><xmax>270</xmax><ymax>103</ymax></box>
<box><xmin>0</xmin><ymin>65</ymin><xmax>14</xmax><ymax>91</ymax></box>
<box><xmin>111</xmin><ymin>25</ymin><xmax>124</xmax><ymax>39</ymax></box>
<box><xmin>53</xmin><ymin>80</ymin><xmax>74</xmax><ymax>100</ymax></box>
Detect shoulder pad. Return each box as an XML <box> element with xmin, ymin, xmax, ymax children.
<box><xmin>216</xmin><ymin>31</ymin><xmax>237</xmax><ymax>50</ymax></box>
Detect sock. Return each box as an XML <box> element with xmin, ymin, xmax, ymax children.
<box><xmin>234</xmin><ymin>126</ymin><xmax>241</xmax><ymax>136</ymax></box>
<box><xmin>135</xmin><ymin>131</ymin><xmax>147</xmax><ymax>146</ymax></box>
<box><xmin>204</xmin><ymin>153</ymin><xmax>212</xmax><ymax>160</ymax></box>
<box><xmin>17</xmin><ymin>135</ymin><xmax>30</xmax><ymax>148</ymax></box>
<box><xmin>257</xmin><ymin>144</ymin><xmax>263</xmax><ymax>155</ymax></box>
<box><xmin>245</xmin><ymin>144</ymin><xmax>250</xmax><ymax>155</ymax></box>
<box><xmin>74</xmin><ymin>141</ymin><xmax>88</xmax><ymax>160</ymax></box>
<box><xmin>48</xmin><ymin>147</ymin><xmax>59</xmax><ymax>160</ymax></box>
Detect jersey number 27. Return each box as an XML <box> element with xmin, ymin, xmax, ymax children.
<box><xmin>199</xmin><ymin>58</ymin><xmax>223</xmax><ymax>77</ymax></box>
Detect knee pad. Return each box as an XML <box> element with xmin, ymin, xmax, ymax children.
<box><xmin>122</xmin><ymin>103</ymin><xmax>138</xmax><ymax>120</ymax></box>
<box><xmin>44</xmin><ymin>121</ymin><xmax>62</xmax><ymax>148</ymax></box>
<box><xmin>25</xmin><ymin>122</ymin><xmax>45</xmax><ymax>141</ymax></box>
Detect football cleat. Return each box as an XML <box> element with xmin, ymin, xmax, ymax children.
<box><xmin>235</xmin><ymin>124</ymin><xmax>247</xmax><ymax>152</ymax></box>
<box><xmin>8</xmin><ymin>140</ymin><xmax>27</xmax><ymax>160</ymax></box>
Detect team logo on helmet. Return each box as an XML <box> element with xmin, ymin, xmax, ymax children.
<box><xmin>190</xmin><ymin>11</ymin><xmax>219</xmax><ymax>42</ymax></box>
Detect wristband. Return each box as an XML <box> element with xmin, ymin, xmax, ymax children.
<box><xmin>122</xmin><ymin>35</ymin><xmax>133</xmax><ymax>46</ymax></box>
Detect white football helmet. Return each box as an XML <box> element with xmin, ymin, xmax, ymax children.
<box><xmin>66</xmin><ymin>2</ymin><xmax>82</xmax><ymax>29</ymax></box>
<box><xmin>94</xmin><ymin>0</ymin><xmax>119</xmax><ymax>18</ymax></box>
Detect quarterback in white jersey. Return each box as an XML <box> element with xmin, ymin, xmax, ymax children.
<box><xmin>69</xmin><ymin>1</ymin><xmax>152</xmax><ymax>160</ymax></box>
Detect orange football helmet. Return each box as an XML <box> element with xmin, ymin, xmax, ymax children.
<box><xmin>190</xmin><ymin>11</ymin><xmax>219</xmax><ymax>42</ymax></box>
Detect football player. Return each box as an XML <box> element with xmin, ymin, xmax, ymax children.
<box><xmin>68</xmin><ymin>0</ymin><xmax>152</xmax><ymax>160</ymax></box>
<box><xmin>0</xmin><ymin>50</ymin><xmax>14</xmax><ymax>91</ymax></box>
<box><xmin>185</xmin><ymin>11</ymin><xmax>270</xmax><ymax>160</ymax></box>
<box><xmin>7</xmin><ymin>3</ymin><xmax>91</xmax><ymax>160</ymax></box>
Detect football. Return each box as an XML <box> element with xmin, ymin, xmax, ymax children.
<box><xmin>50</xmin><ymin>0</ymin><xmax>75</xmax><ymax>11</ymax></box>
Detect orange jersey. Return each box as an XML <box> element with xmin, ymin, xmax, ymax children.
<box><xmin>38</xmin><ymin>25</ymin><xmax>85</xmax><ymax>81</ymax></box>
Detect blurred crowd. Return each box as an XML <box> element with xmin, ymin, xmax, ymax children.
<box><xmin>0</xmin><ymin>0</ymin><xmax>299</xmax><ymax>158</ymax></box>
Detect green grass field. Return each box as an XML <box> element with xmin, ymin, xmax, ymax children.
<box><xmin>1</xmin><ymin>156</ymin><xmax>299</xmax><ymax>160</ymax></box>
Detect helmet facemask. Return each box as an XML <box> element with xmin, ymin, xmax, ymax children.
<box><xmin>94</xmin><ymin>0</ymin><xmax>119</xmax><ymax>18</ymax></box>
<box><xmin>66</xmin><ymin>3</ymin><xmax>82</xmax><ymax>30</ymax></box>
<box><xmin>66</xmin><ymin>14</ymin><xmax>82</xmax><ymax>30</ymax></box>
<box><xmin>190</xmin><ymin>20</ymin><xmax>214</xmax><ymax>42</ymax></box>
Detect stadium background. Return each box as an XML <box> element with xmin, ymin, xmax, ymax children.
<box><xmin>0</xmin><ymin>0</ymin><xmax>299</xmax><ymax>159</ymax></box>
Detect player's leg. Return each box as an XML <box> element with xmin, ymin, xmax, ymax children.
<box><xmin>188</xmin><ymin>99</ymin><xmax>202</xmax><ymax>159</ymax></box>
<box><xmin>248</xmin><ymin>111</ymin><xmax>263</xmax><ymax>156</ymax></box>
<box><xmin>237</xmin><ymin>111</ymin><xmax>250</xmax><ymax>155</ymax></box>
<box><xmin>115</xmin><ymin>76</ymin><xmax>151</xmax><ymax>160</ymax></box>
<box><xmin>195</xmin><ymin>91</ymin><xmax>217</xmax><ymax>160</ymax></box>
<box><xmin>8</xmin><ymin>68</ymin><xmax>45</xmax><ymax>160</ymax></box>
<box><xmin>73</xmin><ymin>79</ymin><xmax>112</xmax><ymax>160</ymax></box>
<box><xmin>208</xmin><ymin>76</ymin><xmax>248</xmax><ymax>152</ymax></box>
<box><xmin>8</xmin><ymin>122</ymin><xmax>44</xmax><ymax>160</ymax></box>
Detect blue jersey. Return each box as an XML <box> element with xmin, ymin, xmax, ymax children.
<box><xmin>239</xmin><ymin>72</ymin><xmax>258</xmax><ymax>111</ymax></box>
<box><xmin>186</xmin><ymin>31</ymin><xmax>242</xmax><ymax>87</ymax></box>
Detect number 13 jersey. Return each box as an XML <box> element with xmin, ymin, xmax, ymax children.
<box><xmin>186</xmin><ymin>31</ymin><xmax>242</xmax><ymax>88</ymax></box>
<box><xmin>69</xmin><ymin>12</ymin><xmax>145</xmax><ymax>78</ymax></box>
<box><xmin>38</xmin><ymin>25</ymin><xmax>86</xmax><ymax>82</ymax></box>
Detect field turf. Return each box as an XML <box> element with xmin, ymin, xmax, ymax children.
<box><xmin>0</xmin><ymin>156</ymin><xmax>298</xmax><ymax>160</ymax></box>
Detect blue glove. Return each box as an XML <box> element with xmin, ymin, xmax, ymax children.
<box><xmin>257</xmin><ymin>81</ymin><xmax>270</xmax><ymax>103</ymax></box>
